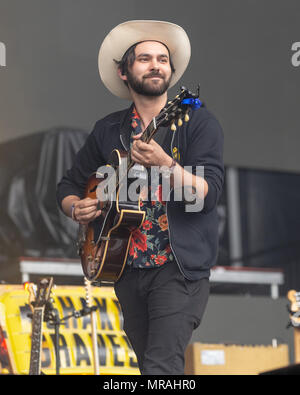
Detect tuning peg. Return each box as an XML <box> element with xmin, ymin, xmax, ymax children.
<box><xmin>177</xmin><ymin>118</ymin><xmax>183</xmax><ymax>127</ymax></box>
<box><xmin>184</xmin><ymin>112</ymin><xmax>190</xmax><ymax>122</ymax></box>
<box><xmin>171</xmin><ymin>122</ymin><xmax>177</xmax><ymax>131</ymax></box>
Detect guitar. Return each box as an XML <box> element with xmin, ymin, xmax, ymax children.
<box><xmin>287</xmin><ymin>289</ymin><xmax>300</xmax><ymax>328</ymax></box>
<box><xmin>27</xmin><ymin>277</ymin><xmax>54</xmax><ymax>375</ymax></box>
<box><xmin>77</xmin><ymin>86</ymin><xmax>202</xmax><ymax>282</ymax></box>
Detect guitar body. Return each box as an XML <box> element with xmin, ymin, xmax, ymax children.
<box><xmin>77</xmin><ymin>87</ymin><xmax>202</xmax><ymax>282</ymax></box>
<box><xmin>78</xmin><ymin>149</ymin><xmax>145</xmax><ymax>282</ymax></box>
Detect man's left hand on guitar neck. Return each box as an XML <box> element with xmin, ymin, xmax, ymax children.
<box><xmin>131</xmin><ymin>132</ymin><xmax>209</xmax><ymax>202</ymax></box>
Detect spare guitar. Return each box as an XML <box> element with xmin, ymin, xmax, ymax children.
<box><xmin>287</xmin><ymin>289</ymin><xmax>300</xmax><ymax>328</ymax></box>
<box><xmin>77</xmin><ymin>86</ymin><xmax>202</xmax><ymax>282</ymax></box>
<box><xmin>27</xmin><ymin>277</ymin><xmax>54</xmax><ymax>375</ymax></box>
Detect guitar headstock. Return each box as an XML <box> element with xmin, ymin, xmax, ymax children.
<box><xmin>25</xmin><ymin>282</ymin><xmax>37</xmax><ymax>314</ymax></box>
<box><xmin>156</xmin><ymin>85</ymin><xmax>202</xmax><ymax>131</ymax></box>
<box><xmin>26</xmin><ymin>277</ymin><xmax>54</xmax><ymax>310</ymax></box>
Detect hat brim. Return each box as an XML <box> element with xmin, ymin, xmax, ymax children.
<box><xmin>98</xmin><ymin>20</ymin><xmax>191</xmax><ymax>100</ymax></box>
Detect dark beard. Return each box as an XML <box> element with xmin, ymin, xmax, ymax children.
<box><xmin>126</xmin><ymin>71</ymin><xmax>171</xmax><ymax>97</ymax></box>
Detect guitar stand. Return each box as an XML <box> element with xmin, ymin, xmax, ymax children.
<box><xmin>44</xmin><ymin>302</ymin><xmax>98</xmax><ymax>375</ymax></box>
<box><xmin>43</xmin><ymin>302</ymin><xmax>63</xmax><ymax>375</ymax></box>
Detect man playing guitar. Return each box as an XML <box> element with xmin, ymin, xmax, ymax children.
<box><xmin>57</xmin><ymin>20</ymin><xmax>224</xmax><ymax>375</ymax></box>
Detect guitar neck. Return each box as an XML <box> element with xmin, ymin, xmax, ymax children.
<box><xmin>141</xmin><ymin>118</ymin><xmax>158</xmax><ymax>143</ymax></box>
<box><xmin>29</xmin><ymin>307</ymin><xmax>44</xmax><ymax>375</ymax></box>
<box><xmin>127</xmin><ymin>117</ymin><xmax>158</xmax><ymax>172</ymax></box>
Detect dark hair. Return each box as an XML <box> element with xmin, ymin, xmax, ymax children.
<box><xmin>114</xmin><ymin>41</ymin><xmax>176</xmax><ymax>86</ymax></box>
<box><xmin>114</xmin><ymin>43</ymin><xmax>138</xmax><ymax>79</ymax></box>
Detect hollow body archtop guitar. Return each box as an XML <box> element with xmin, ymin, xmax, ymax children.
<box><xmin>77</xmin><ymin>87</ymin><xmax>202</xmax><ymax>283</ymax></box>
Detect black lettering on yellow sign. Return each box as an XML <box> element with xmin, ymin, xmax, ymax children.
<box><xmin>112</xmin><ymin>299</ymin><xmax>123</xmax><ymax>330</ymax></box>
<box><xmin>38</xmin><ymin>332</ymin><xmax>138</xmax><ymax>370</ymax></box>
<box><xmin>81</xmin><ymin>313</ymin><xmax>91</xmax><ymax>330</ymax></box>
<box><xmin>79</xmin><ymin>297</ymin><xmax>91</xmax><ymax>330</ymax></box>
<box><xmin>49</xmin><ymin>333</ymin><xmax>71</xmax><ymax>367</ymax></box>
<box><xmin>57</xmin><ymin>297</ymin><xmax>77</xmax><ymax>328</ymax></box>
<box><xmin>21</xmin><ymin>296</ymin><xmax>122</xmax><ymax>332</ymax></box>
<box><xmin>41</xmin><ymin>335</ymin><xmax>51</xmax><ymax>368</ymax></box>
<box><xmin>74</xmin><ymin>333</ymin><xmax>91</xmax><ymax>367</ymax></box>
<box><xmin>106</xmin><ymin>334</ymin><xmax>124</xmax><ymax>367</ymax></box>
<box><xmin>94</xmin><ymin>298</ymin><xmax>113</xmax><ymax>330</ymax></box>
<box><xmin>95</xmin><ymin>334</ymin><xmax>107</xmax><ymax>366</ymax></box>
<box><xmin>122</xmin><ymin>335</ymin><xmax>138</xmax><ymax>368</ymax></box>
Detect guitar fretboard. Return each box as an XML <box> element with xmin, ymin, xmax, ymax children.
<box><xmin>126</xmin><ymin>118</ymin><xmax>157</xmax><ymax>172</ymax></box>
<box><xmin>29</xmin><ymin>307</ymin><xmax>44</xmax><ymax>375</ymax></box>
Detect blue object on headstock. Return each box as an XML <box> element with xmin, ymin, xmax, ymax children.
<box><xmin>181</xmin><ymin>98</ymin><xmax>202</xmax><ymax>110</ymax></box>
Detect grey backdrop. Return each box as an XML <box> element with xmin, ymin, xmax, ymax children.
<box><xmin>0</xmin><ymin>0</ymin><xmax>299</xmax><ymax>173</ymax></box>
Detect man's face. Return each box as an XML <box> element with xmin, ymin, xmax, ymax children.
<box><xmin>122</xmin><ymin>41</ymin><xmax>173</xmax><ymax>97</ymax></box>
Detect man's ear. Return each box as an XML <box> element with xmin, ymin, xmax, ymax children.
<box><xmin>117</xmin><ymin>67</ymin><xmax>127</xmax><ymax>82</ymax></box>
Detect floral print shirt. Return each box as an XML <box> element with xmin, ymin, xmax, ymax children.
<box><xmin>126</xmin><ymin>108</ymin><xmax>175</xmax><ymax>268</ymax></box>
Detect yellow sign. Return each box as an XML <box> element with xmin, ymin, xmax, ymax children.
<box><xmin>0</xmin><ymin>284</ymin><xmax>139</xmax><ymax>375</ymax></box>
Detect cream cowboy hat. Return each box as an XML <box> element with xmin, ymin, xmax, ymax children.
<box><xmin>98</xmin><ymin>20</ymin><xmax>191</xmax><ymax>100</ymax></box>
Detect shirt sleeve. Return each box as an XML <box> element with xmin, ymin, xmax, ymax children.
<box><xmin>56</xmin><ymin>120</ymin><xmax>106</xmax><ymax>210</ymax></box>
<box><xmin>184</xmin><ymin>111</ymin><xmax>224</xmax><ymax>214</ymax></box>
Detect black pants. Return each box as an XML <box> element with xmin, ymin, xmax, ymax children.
<box><xmin>114</xmin><ymin>261</ymin><xmax>210</xmax><ymax>375</ymax></box>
